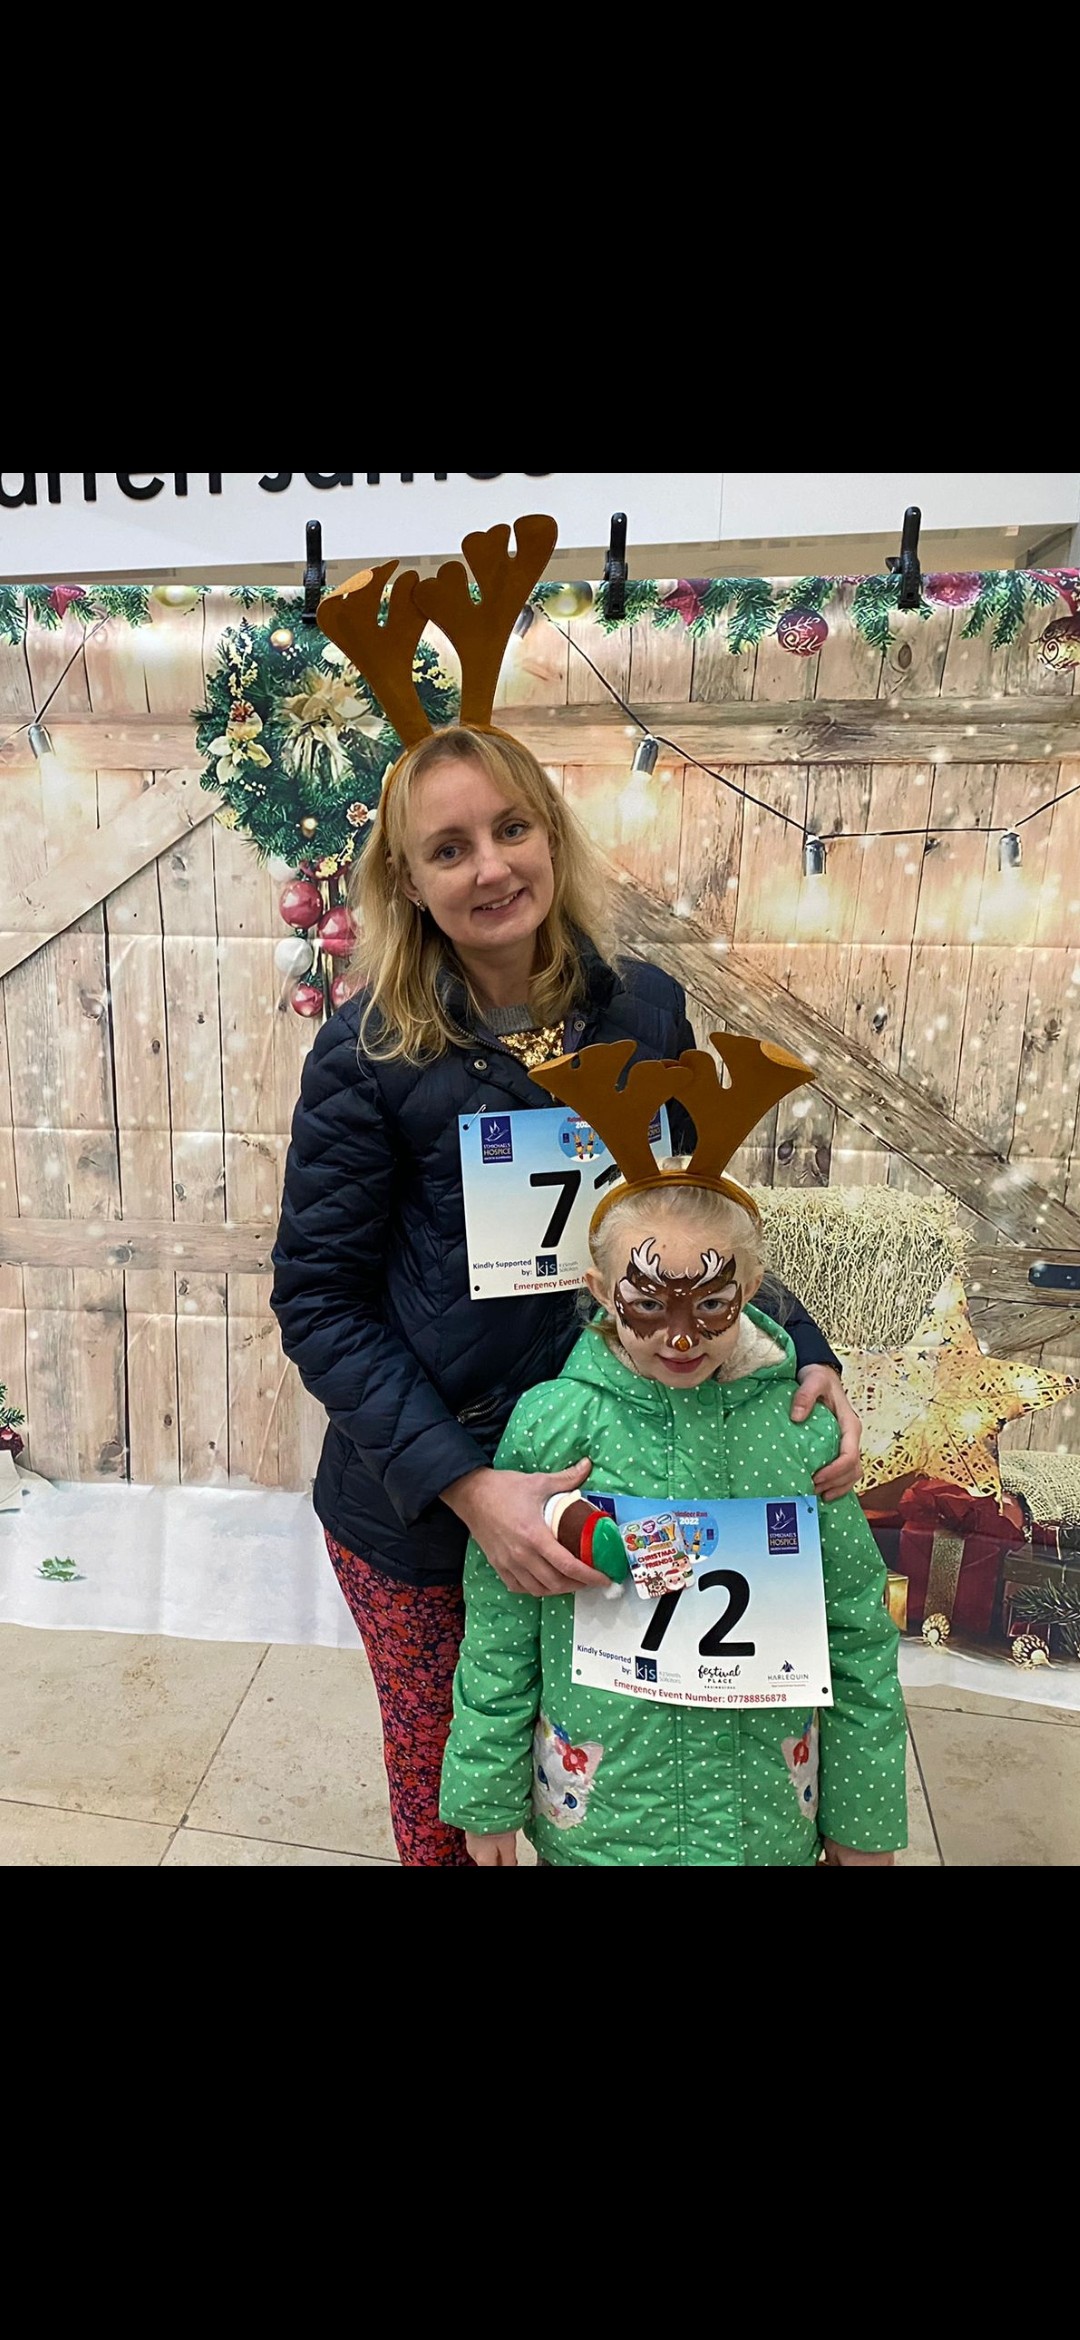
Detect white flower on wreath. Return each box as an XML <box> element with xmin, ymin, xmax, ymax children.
<box><xmin>209</xmin><ymin>697</ymin><xmax>272</xmax><ymax>785</ymax></box>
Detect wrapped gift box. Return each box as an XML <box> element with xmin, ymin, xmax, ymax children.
<box><xmin>862</xmin><ymin>1504</ymin><xmax>902</xmax><ymax>1581</ymax></box>
<box><xmin>884</xmin><ymin>1574</ymin><xmax>908</xmax><ymax>1632</ymax></box>
<box><xmin>1001</xmin><ymin>1549</ymin><xmax>1080</xmax><ymax>1661</ymax></box>
<box><xmin>897</xmin><ymin>1479</ymin><xmax>1026</xmax><ymax>1643</ymax></box>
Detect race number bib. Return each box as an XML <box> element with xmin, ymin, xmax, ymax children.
<box><xmin>460</xmin><ymin>1105</ymin><xmax>671</xmax><ymax>1301</ymax></box>
<box><xmin>572</xmin><ymin>1496</ymin><xmax>833</xmax><ymax>1711</ymax></box>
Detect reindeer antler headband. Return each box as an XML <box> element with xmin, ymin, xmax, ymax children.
<box><xmin>532</xmin><ymin>1035</ymin><xmax>813</xmax><ymax>1232</ymax></box>
<box><xmin>315</xmin><ymin>514</ymin><xmax>559</xmax><ymax>777</ymax></box>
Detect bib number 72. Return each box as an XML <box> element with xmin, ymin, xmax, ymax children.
<box><xmin>640</xmin><ymin>1570</ymin><xmax>756</xmax><ymax>1659</ymax></box>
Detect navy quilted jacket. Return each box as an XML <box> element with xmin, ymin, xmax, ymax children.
<box><xmin>271</xmin><ymin>952</ymin><xmax>840</xmax><ymax>1584</ymax></box>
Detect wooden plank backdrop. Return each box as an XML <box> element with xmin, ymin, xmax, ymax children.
<box><xmin>1</xmin><ymin>577</ymin><xmax>1078</xmax><ymax>1487</ymax></box>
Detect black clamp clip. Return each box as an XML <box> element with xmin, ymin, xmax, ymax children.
<box><xmin>887</xmin><ymin>506</ymin><xmax>923</xmax><ymax>611</ymax></box>
<box><xmin>303</xmin><ymin>519</ymin><xmax>328</xmax><ymax>625</ymax></box>
<box><xmin>604</xmin><ymin>512</ymin><xmax>629</xmax><ymax>623</ymax></box>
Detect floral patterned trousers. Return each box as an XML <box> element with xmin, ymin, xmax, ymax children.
<box><xmin>326</xmin><ymin>1536</ymin><xmax>475</xmax><ymax>1868</ymax></box>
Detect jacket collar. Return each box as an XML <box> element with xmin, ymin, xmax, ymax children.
<box><xmin>559</xmin><ymin>1309</ymin><xmax>798</xmax><ymax>1412</ymax></box>
<box><xmin>438</xmin><ymin>931</ymin><xmax>618</xmax><ymax>1039</ymax></box>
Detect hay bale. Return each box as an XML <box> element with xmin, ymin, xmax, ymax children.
<box><xmin>753</xmin><ymin>1184</ymin><xmax>973</xmax><ymax>1351</ymax></box>
<box><xmin>1001</xmin><ymin>1452</ymin><xmax>1080</xmax><ymax>1528</ymax></box>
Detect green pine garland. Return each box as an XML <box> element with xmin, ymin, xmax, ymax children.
<box><xmin>726</xmin><ymin>577</ymin><xmax>779</xmax><ymax>654</ymax></box>
<box><xmin>0</xmin><ymin>583</ymin><xmax>152</xmax><ymax>643</ymax></box>
<box><xmin>782</xmin><ymin>577</ymin><xmax>833</xmax><ymax>615</ymax></box>
<box><xmin>0</xmin><ymin>1381</ymin><xmax>25</xmax><ymax>1435</ymax></box>
<box><xmin>592</xmin><ymin>579</ymin><xmax>661</xmax><ymax>632</ymax></box>
<box><xmin>961</xmin><ymin>570</ymin><xmax>1056</xmax><ymax>647</ymax></box>
<box><xmin>195</xmin><ymin>599</ymin><xmax>459</xmax><ymax>874</ymax></box>
<box><xmin>1010</xmin><ymin>1580</ymin><xmax>1080</xmax><ymax>1660</ymax></box>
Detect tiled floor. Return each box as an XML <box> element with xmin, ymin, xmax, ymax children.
<box><xmin>2</xmin><ymin>1619</ymin><xmax>1078</xmax><ymax>1865</ymax></box>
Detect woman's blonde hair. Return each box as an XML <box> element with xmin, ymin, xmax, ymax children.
<box><xmin>586</xmin><ymin>1173</ymin><xmax>772</xmax><ymax>1349</ymax></box>
<box><xmin>348</xmin><ymin>728</ymin><xmax>617</xmax><ymax>1063</ymax></box>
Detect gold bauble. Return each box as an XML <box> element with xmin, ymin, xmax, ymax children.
<box><xmin>1011</xmin><ymin>1633</ymin><xmax>1051</xmax><ymax>1669</ymax></box>
<box><xmin>152</xmin><ymin>584</ymin><xmax>200</xmax><ymax>611</ymax></box>
<box><xmin>271</xmin><ymin>627</ymin><xmax>295</xmax><ymax>650</ymax></box>
<box><xmin>300</xmin><ymin>816</ymin><xmax>320</xmax><ymax>840</ymax></box>
<box><xmin>545</xmin><ymin>582</ymin><xmax>593</xmax><ymax>621</ymax></box>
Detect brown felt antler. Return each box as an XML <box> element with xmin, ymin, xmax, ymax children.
<box><xmin>412</xmin><ymin>516</ymin><xmax>559</xmax><ymax>728</ymax></box>
<box><xmin>316</xmin><ymin>561</ymin><xmax>431</xmax><ymax>748</ymax></box>
<box><xmin>532</xmin><ymin>1034</ymin><xmax>812</xmax><ymax>1225</ymax></box>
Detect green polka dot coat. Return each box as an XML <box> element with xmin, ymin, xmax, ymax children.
<box><xmin>440</xmin><ymin>1312</ymin><xmax>908</xmax><ymax>1866</ymax></box>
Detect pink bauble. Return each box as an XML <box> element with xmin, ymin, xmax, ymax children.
<box><xmin>777</xmin><ymin>606</ymin><xmax>828</xmax><ymax>656</ymax></box>
<box><xmin>291</xmin><ymin>983</ymin><xmax>325</xmax><ymax>1019</ymax></box>
<box><xmin>1040</xmin><ymin>614</ymin><xmax>1080</xmax><ymax>670</ymax></box>
<box><xmin>924</xmin><ymin>573</ymin><xmax>983</xmax><ymax>608</ymax></box>
<box><xmin>317</xmin><ymin>906</ymin><xmax>358</xmax><ymax>959</ymax></box>
<box><xmin>279</xmin><ymin>879</ymin><xmax>324</xmax><ymax>929</ymax></box>
<box><xmin>330</xmin><ymin>974</ymin><xmax>353</xmax><ymax>1010</ymax></box>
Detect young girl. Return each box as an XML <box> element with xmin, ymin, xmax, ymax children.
<box><xmin>440</xmin><ymin>1147</ymin><xmax>907</xmax><ymax>1868</ymax></box>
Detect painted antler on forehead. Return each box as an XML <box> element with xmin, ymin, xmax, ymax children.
<box><xmin>412</xmin><ymin>517</ymin><xmax>560</xmax><ymax>729</ymax></box>
<box><xmin>316</xmin><ymin>561</ymin><xmax>432</xmax><ymax>748</ymax></box>
<box><xmin>532</xmin><ymin>1034</ymin><xmax>813</xmax><ymax>1201</ymax></box>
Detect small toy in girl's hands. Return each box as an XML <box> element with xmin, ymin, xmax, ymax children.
<box><xmin>544</xmin><ymin>1494</ymin><xmax>629</xmax><ymax>1596</ymax></box>
<box><xmin>622</xmin><ymin>1513</ymin><xmax>695</xmax><ymax>1600</ymax></box>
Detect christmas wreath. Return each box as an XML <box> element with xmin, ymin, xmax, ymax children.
<box><xmin>194</xmin><ymin>597</ymin><xmax>459</xmax><ymax>881</ymax></box>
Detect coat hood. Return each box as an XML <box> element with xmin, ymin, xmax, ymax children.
<box><xmin>560</xmin><ymin>1306</ymin><xmax>798</xmax><ymax>1415</ymax></box>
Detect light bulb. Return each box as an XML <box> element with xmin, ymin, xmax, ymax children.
<box><xmin>802</xmin><ymin>833</ymin><xmax>827</xmax><ymax>878</ymax></box>
<box><xmin>632</xmin><ymin>736</ymin><xmax>660</xmax><ymax>777</ymax></box>
<box><xmin>999</xmin><ymin>830</ymin><xmax>1022</xmax><ymax>871</ymax></box>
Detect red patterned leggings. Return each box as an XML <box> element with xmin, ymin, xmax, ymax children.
<box><xmin>326</xmin><ymin>1536</ymin><xmax>475</xmax><ymax>1868</ymax></box>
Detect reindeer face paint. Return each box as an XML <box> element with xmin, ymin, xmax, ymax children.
<box><xmin>612</xmin><ymin>1231</ymin><xmax>743</xmax><ymax>1385</ymax></box>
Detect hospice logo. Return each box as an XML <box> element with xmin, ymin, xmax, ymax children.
<box><xmin>766</xmin><ymin>1503</ymin><xmax>800</xmax><ymax>1554</ymax></box>
<box><xmin>481</xmin><ymin>1115</ymin><xmax>514</xmax><ymax>1164</ymax></box>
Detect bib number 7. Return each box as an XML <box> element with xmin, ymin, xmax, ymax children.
<box><xmin>639</xmin><ymin>1571</ymin><xmax>756</xmax><ymax>1660</ymax></box>
<box><xmin>530</xmin><ymin>1162</ymin><xmax>622</xmax><ymax>1251</ymax></box>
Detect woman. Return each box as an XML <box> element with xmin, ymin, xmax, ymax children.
<box><xmin>271</xmin><ymin>725</ymin><xmax>861</xmax><ymax>1866</ymax></box>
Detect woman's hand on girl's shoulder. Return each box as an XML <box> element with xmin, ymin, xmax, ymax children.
<box><xmin>790</xmin><ymin>1366</ymin><xmax>863</xmax><ymax>1500</ymax></box>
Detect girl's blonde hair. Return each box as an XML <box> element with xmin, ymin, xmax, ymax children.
<box><xmin>348</xmin><ymin>728</ymin><xmax>617</xmax><ymax>1064</ymax></box>
<box><xmin>587</xmin><ymin>1172</ymin><xmax>774</xmax><ymax>1349</ymax></box>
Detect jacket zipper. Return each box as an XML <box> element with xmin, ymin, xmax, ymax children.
<box><xmin>456</xmin><ymin>1396</ymin><xmax>504</xmax><ymax>1427</ymax></box>
<box><xmin>664</xmin><ymin>1386</ymin><xmax>687</xmax><ymax>1867</ymax></box>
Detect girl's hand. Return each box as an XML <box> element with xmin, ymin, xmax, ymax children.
<box><xmin>822</xmin><ymin>1839</ymin><xmax>895</xmax><ymax>1867</ymax></box>
<box><xmin>467</xmin><ymin>1831</ymin><xmax>519</xmax><ymax>1866</ymax></box>
<box><xmin>791</xmin><ymin>1367</ymin><xmax>863</xmax><ymax>1500</ymax></box>
<box><xmin>443</xmin><ymin>1459</ymin><xmax>606</xmax><ymax>1596</ymax></box>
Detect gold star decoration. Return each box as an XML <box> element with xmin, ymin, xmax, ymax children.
<box><xmin>838</xmin><ymin>1274</ymin><xmax>1077</xmax><ymax>1499</ymax></box>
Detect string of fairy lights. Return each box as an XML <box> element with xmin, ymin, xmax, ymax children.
<box><xmin>539</xmin><ymin>607</ymin><xmax>1080</xmax><ymax>878</ymax></box>
<box><xmin>13</xmin><ymin>583</ymin><xmax>1077</xmax><ymax>884</ymax></box>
